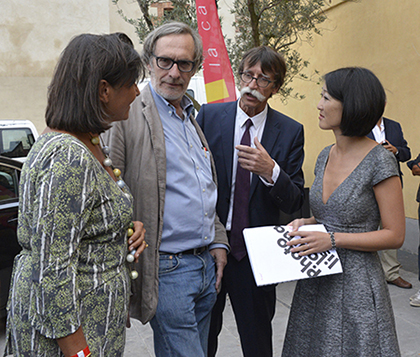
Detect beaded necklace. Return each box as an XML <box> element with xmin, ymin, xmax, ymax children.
<box><xmin>90</xmin><ymin>136</ymin><xmax>128</xmax><ymax>192</ymax></box>
<box><xmin>91</xmin><ymin>135</ymin><xmax>138</xmax><ymax>280</ymax></box>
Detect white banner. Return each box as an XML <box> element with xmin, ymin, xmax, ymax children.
<box><xmin>243</xmin><ymin>224</ymin><xmax>343</xmax><ymax>286</ymax></box>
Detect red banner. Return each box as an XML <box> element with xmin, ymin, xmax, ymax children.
<box><xmin>196</xmin><ymin>1</ymin><xmax>237</xmax><ymax>103</ymax></box>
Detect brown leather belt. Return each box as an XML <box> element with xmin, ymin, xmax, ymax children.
<box><xmin>159</xmin><ymin>245</ymin><xmax>208</xmax><ymax>256</ymax></box>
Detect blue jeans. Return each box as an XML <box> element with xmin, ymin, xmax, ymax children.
<box><xmin>150</xmin><ymin>250</ymin><xmax>217</xmax><ymax>357</ymax></box>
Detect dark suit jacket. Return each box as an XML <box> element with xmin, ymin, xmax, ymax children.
<box><xmin>367</xmin><ymin>117</ymin><xmax>411</xmax><ymax>183</ymax></box>
<box><xmin>196</xmin><ymin>101</ymin><xmax>305</xmax><ymax>228</ymax></box>
<box><xmin>407</xmin><ymin>154</ymin><xmax>420</xmax><ymax>203</ymax></box>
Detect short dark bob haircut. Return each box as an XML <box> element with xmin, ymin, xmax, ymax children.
<box><xmin>142</xmin><ymin>21</ymin><xmax>203</xmax><ymax>73</ymax></box>
<box><xmin>46</xmin><ymin>33</ymin><xmax>144</xmax><ymax>134</ymax></box>
<box><xmin>324</xmin><ymin>67</ymin><xmax>386</xmax><ymax>137</ymax></box>
<box><xmin>238</xmin><ymin>46</ymin><xmax>287</xmax><ymax>91</ymax></box>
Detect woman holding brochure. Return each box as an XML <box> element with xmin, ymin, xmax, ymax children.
<box><xmin>282</xmin><ymin>67</ymin><xmax>404</xmax><ymax>357</ymax></box>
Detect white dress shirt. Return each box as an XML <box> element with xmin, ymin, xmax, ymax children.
<box><xmin>372</xmin><ymin>118</ymin><xmax>385</xmax><ymax>144</ymax></box>
<box><xmin>225</xmin><ymin>101</ymin><xmax>280</xmax><ymax>231</ymax></box>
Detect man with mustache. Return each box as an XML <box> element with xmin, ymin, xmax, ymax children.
<box><xmin>197</xmin><ymin>46</ymin><xmax>305</xmax><ymax>357</ymax></box>
<box><xmin>104</xmin><ymin>22</ymin><xmax>229</xmax><ymax>357</ymax></box>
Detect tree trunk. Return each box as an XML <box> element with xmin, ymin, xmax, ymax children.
<box><xmin>136</xmin><ymin>0</ymin><xmax>154</xmax><ymax>31</ymax></box>
<box><xmin>247</xmin><ymin>0</ymin><xmax>260</xmax><ymax>47</ymax></box>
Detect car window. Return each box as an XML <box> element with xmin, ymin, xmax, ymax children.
<box><xmin>0</xmin><ymin>128</ymin><xmax>36</xmax><ymax>159</ymax></box>
<box><xmin>0</xmin><ymin>165</ymin><xmax>19</xmax><ymax>201</ymax></box>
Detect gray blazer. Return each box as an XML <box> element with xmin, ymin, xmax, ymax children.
<box><xmin>102</xmin><ymin>84</ymin><xmax>228</xmax><ymax>323</ymax></box>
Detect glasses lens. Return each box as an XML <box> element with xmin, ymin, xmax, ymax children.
<box><xmin>257</xmin><ymin>77</ymin><xmax>270</xmax><ymax>88</ymax></box>
<box><xmin>177</xmin><ymin>61</ymin><xmax>194</xmax><ymax>73</ymax></box>
<box><xmin>156</xmin><ymin>57</ymin><xmax>174</xmax><ymax>70</ymax></box>
<box><xmin>241</xmin><ymin>73</ymin><xmax>252</xmax><ymax>83</ymax></box>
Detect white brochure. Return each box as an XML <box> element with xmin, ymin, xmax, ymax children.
<box><xmin>243</xmin><ymin>224</ymin><xmax>343</xmax><ymax>286</ymax></box>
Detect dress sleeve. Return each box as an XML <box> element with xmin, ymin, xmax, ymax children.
<box><xmin>26</xmin><ymin>142</ymin><xmax>97</xmax><ymax>339</ymax></box>
<box><xmin>371</xmin><ymin>146</ymin><xmax>399</xmax><ymax>186</ymax></box>
<box><xmin>314</xmin><ymin>146</ymin><xmax>331</xmax><ymax>176</ymax></box>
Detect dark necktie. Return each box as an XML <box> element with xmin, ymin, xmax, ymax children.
<box><xmin>230</xmin><ymin>119</ymin><xmax>253</xmax><ymax>261</ymax></box>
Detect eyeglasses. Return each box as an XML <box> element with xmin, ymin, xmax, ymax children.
<box><xmin>152</xmin><ymin>54</ymin><xmax>195</xmax><ymax>73</ymax></box>
<box><xmin>240</xmin><ymin>72</ymin><xmax>272</xmax><ymax>88</ymax></box>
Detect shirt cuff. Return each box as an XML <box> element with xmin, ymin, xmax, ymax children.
<box><xmin>259</xmin><ymin>160</ymin><xmax>280</xmax><ymax>187</ymax></box>
<box><xmin>209</xmin><ymin>243</ymin><xmax>229</xmax><ymax>253</ymax></box>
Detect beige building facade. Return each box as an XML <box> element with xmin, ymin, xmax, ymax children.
<box><xmin>270</xmin><ymin>0</ymin><xmax>420</xmax><ymax>218</ymax></box>
<box><xmin>1</xmin><ymin>0</ymin><xmax>419</xmax><ymax>217</ymax></box>
<box><xmin>0</xmin><ymin>0</ymin><xmax>142</xmax><ymax>134</ymax></box>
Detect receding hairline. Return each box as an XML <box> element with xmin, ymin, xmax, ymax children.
<box><xmin>142</xmin><ymin>22</ymin><xmax>203</xmax><ymax>69</ymax></box>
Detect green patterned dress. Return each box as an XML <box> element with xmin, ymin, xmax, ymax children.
<box><xmin>4</xmin><ymin>132</ymin><xmax>133</xmax><ymax>356</ymax></box>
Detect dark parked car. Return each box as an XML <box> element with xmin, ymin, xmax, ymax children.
<box><xmin>0</xmin><ymin>156</ymin><xmax>22</xmax><ymax>322</ymax></box>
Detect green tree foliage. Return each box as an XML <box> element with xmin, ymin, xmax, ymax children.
<box><xmin>113</xmin><ymin>0</ymin><xmax>347</xmax><ymax>100</ymax></box>
<box><xmin>228</xmin><ymin>0</ymin><xmax>331</xmax><ymax>100</ymax></box>
<box><xmin>112</xmin><ymin>0</ymin><xmax>197</xmax><ymax>40</ymax></box>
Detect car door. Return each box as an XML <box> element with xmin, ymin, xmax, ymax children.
<box><xmin>0</xmin><ymin>156</ymin><xmax>22</xmax><ymax>319</ymax></box>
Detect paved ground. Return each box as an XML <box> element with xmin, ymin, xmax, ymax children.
<box><xmin>124</xmin><ymin>219</ymin><xmax>420</xmax><ymax>356</ymax></box>
<box><xmin>124</xmin><ymin>267</ymin><xmax>420</xmax><ymax>356</ymax></box>
<box><xmin>2</xmin><ymin>219</ymin><xmax>420</xmax><ymax>356</ymax></box>
<box><xmin>3</xmin><ymin>274</ymin><xmax>418</xmax><ymax>356</ymax></box>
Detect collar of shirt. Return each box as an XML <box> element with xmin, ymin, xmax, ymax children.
<box><xmin>149</xmin><ymin>82</ymin><xmax>194</xmax><ymax>121</ymax></box>
<box><xmin>372</xmin><ymin>118</ymin><xmax>385</xmax><ymax>143</ymax></box>
<box><xmin>225</xmin><ymin>101</ymin><xmax>271</xmax><ymax>231</ymax></box>
<box><xmin>236</xmin><ymin>101</ymin><xmax>268</xmax><ymax>140</ymax></box>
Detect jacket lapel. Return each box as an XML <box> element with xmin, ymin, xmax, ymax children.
<box><xmin>220</xmin><ymin>103</ymin><xmax>237</xmax><ymax>187</ymax></box>
<box><xmin>141</xmin><ymin>85</ymin><xmax>167</xmax><ymax>207</ymax></box>
<box><xmin>383</xmin><ymin>118</ymin><xmax>388</xmax><ymax>141</ymax></box>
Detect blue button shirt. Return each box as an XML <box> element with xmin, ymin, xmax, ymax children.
<box><xmin>150</xmin><ymin>84</ymin><xmax>218</xmax><ymax>253</ymax></box>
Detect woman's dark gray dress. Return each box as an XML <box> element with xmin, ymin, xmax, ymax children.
<box><xmin>282</xmin><ymin>144</ymin><xmax>401</xmax><ymax>357</ymax></box>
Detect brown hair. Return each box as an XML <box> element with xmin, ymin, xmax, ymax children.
<box><xmin>46</xmin><ymin>33</ymin><xmax>144</xmax><ymax>134</ymax></box>
<box><xmin>238</xmin><ymin>46</ymin><xmax>287</xmax><ymax>91</ymax></box>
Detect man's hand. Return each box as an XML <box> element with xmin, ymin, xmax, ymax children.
<box><xmin>209</xmin><ymin>248</ymin><xmax>227</xmax><ymax>293</ymax></box>
<box><xmin>128</xmin><ymin>221</ymin><xmax>147</xmax><ymax>263</ymax></box>
<box><xmin>412</xmin><ymin>164</ymin><xmax>420</xmax><ymax>176</ymax></box>
<box><xmin>382</xmin><ymin>141</ymin><xmax>398</xmax><ymax>155</ymax></box>
<box><xmin>236</xmin><ymin>137</ymin><xmax>275</xmax><ymax>183</ymax></box>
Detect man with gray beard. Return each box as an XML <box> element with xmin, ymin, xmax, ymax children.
<box><xmin>104</xmin><ymin>22</ymin><xmax>229</xmax><ymax>357</ymax></box>
<box><xmin>197</xmin><ymin>46</ymin><xmax>305</xmax><ymax>357</ymax></box>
